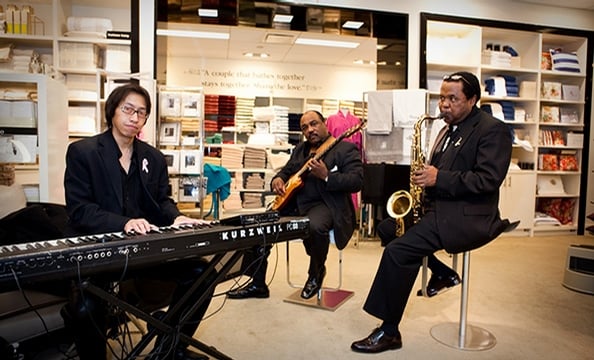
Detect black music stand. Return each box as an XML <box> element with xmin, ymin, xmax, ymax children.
<box><xmin>81</xmin><ymin>251</ymin><xmax>243</xmax><ymax>360</ymax></box>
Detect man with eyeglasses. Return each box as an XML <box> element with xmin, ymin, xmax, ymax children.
<box><xmin>352</xmin><ymin>72</ymin><xmax>516</xmax><ymax>353</ymax></box>
<box><xmin>63</xmin><ymin>83</ymin><xmax>212</xmax><ymax>360</ymax></box>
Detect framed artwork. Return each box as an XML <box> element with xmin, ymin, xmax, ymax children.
<box><xmin>159</xmin><ymin>91</ymin><xmax>181</xmax><ymax>117</ymax></box>
<box><xmin>159</xmin><ymin>122</ymin><xmax>181</xmax><ymax>146</ymax></box>
<box><xmin>161</xmin><ymin>149</ymin><xmax>180</xmax><ymax>174</ymax></box>
<box><xmin>182</xmin><ymin>91</ymin><xmax>201</xmax><ymax>117</ymax></box>
<box><xmin>178</xmin><ymin>176</ymin><xmax>205</xmax><ymax>202</ymax></box>
<box><xmin>180</xmin><ymin>149</ymin><xmax>201</xmax><ymax>174</ymax></box>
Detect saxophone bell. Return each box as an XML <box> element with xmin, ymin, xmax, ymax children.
<box><xmin>386</xmin><ymin>190</ymin><xmax>412</xmax><ymax>220</ymax></box>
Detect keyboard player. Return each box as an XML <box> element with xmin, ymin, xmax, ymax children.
<box><xmin>62</xmin><ymin>83</ymin><xmax>212</xmax><ymax>360</ymax></box>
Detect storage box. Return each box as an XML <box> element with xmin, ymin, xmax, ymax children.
<box><xmin>560</xmin><ymin>108</ymin><xmax>579</xmax><ymax>124</ymax></box>
<box><xmin>104</xmin><ymin>45</ymin><xmax>130</xmax><ymax>73</ymax></box>
<box><xmin>59</xmin><ymin>42</ymin><xmax>102</xmax><ymax>69</ymax></box>
<box><xmin>566</xmin><ymin>132</ymin><xmax>584</xmax><ymax>147</ymax></box>
<box><xmin>519</xmin><ymin>81</ymin><xmax>536</xmax><ymax>98</ymax></box>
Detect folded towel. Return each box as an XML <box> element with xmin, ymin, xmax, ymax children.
<box><xmin>367</xmin><ymin>91</ymin><xmax>393</xmax><ymax>134</ymax></box>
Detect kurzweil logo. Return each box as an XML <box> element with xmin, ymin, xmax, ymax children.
<box><xmin>220</xmin><ymin>223</ymin><xmax>284</xmax><ymax>241</ymax></box>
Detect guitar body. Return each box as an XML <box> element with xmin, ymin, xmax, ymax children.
<box><xmin>266</xmin><ymin>120</ymin><xmax>366</xmax><ymax>212</ymax></box>
<box><xmin>268</xmin><ymin>175</ymin><xmax>304</xmax><ymax>211</ymax></box>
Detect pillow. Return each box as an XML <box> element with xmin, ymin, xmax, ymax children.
<box><xmin>550</xmin><ymin>49</ymin><xmax>580</xmax><ymax>73</ymax></box>
<box><xmin>0</xmin><ymin>184</ymin><xmax>27</xmax><ymax>219</ymax></box>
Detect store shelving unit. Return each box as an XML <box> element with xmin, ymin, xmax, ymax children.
<box><xmin>0</xmin><ymin>73</ymin><xmax>68</xmax><ymax>203</ymax></box>
<box><xmin>421</xmin><ymin>13</ymin><xmax>593</xmax><ymax>236</ymax></box>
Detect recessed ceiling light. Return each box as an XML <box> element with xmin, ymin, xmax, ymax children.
<box><xmin>353</xmin><ymin>59</ymin><xmax>375</xmax><ymax>65</ymax></box>
<box><xmin>342</xmin><ymin>21</ymin><xmax>364</xmax><ymax>30</ymax></box>
<box><xmin>273</xmin><ymin>14</ymin><xmax>293</xmax><ymax>23</ymax></box>
<box><xmin>198</xmin><ymin>9</ymin><xmax>218</xmax><ymax>17</ymax></box>
<box><xmin>244</xmin><ymin>52</ymin><xmax>269</xmax><ymax>58</ymax></box>
<box><xmin>295</xmin><ymin>37</ymin><xmax>359</xmax><ymax>48</ymax></box>
<box><xmin>156</xmin><ymin>29</ymin><xmax>229</xmax><ymax>40</ymax></box>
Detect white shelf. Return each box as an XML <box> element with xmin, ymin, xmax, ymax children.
<box><xmin>425</xmin><ymin>19</ymin><xmax>589</xmax><ymax>236</ymax></box>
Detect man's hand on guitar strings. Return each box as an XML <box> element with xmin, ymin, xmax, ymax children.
<box><xmin>307</xmin><ymin>158</ymin><xmax>328</xmax><ymax>180</ymax></box>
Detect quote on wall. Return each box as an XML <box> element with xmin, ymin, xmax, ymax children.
<box><xmin>165</xmin><ymin>57</ymin><xmax>376</xmax><ymax>100</ymax></box>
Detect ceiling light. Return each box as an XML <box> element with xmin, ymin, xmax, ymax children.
<box><xmin>198</xmin><ymin>9</ymin><xmax>218</xmax><ymax>17</ymax></box>
<box><xmin>295</xmin><ymin>37</ymin><xmax>359</xmax><ymax>49</ymax></box>
<box><xmin>273</xmin><ymin>14</ymin><xmax>293</xmax><ymax>23</ymax></box>
<box><xmin>353</xmin><ymin>59</ymin><xmax>375</xmax><ymax>65</ymax></box>
<box><xmin>156</xmin><ymin>29</ymin><xmax>229</xmax><ymax>40</ymax></box>
<box><xmin>376</xmin><ymin>44</ymin><xmax>388</xmax><ymax>50</ymax></box>
<box><xmin>342</xmin><ymin>21</ymin><xmax>364</xmax><ymax>30</ymax></box>
<box><xmin>244</xmin><ymin>52</ymin><xmax>269</xmax><ymax>58</ymax></box>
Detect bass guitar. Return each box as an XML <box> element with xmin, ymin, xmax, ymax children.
<box><xmin>266</xmin><ymin>120</ymin><xmax>365</xmax><ymax>211</ymax></box>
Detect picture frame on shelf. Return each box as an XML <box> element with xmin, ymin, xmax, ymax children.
<box><xmin>159</xmin><ymin>122</ymin><xmax>181</xmax><ymax>146</ymax></box>
<box><xmin>159</xmin><ymin>91</ymin><xmax>182</xmax><ymax>117</ymax></box>
<box><xmin>161</xmin><ymin>149</ymin><xmax>180</xmax><ymax>174</ymax></box>
<box><xmin>182</xmin><ymin>92</ymin><xmax>201</xmax><ymax>118</ymax></box>
<box><xmin>180</xmin><ymin>149</ymin><xmax>201</xmax><ymax>174</ymax></box>
<box><xmin>178</xmin><ymin>176</ymin><xmax>205</xmax><ymax>202</ymax></box>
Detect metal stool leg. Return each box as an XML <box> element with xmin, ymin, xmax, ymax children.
<box><xmin>430</xmin><ymin>251</ymin><xmax>496</xmax><ymax>350</ymax></box>
<box><xmin>283</xmin><ymin>232</ymin><xmax>354</xmax><ymax>311</ymax></box>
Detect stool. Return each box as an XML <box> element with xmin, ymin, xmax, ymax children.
<box><xmin>430</xmin><ymin>251</ymin><xmax>496</xmax><ymax>350</ymax></box>
<box><xmin>283</xmin><ymin>230</ymin><xmax>354</xmax><ymax>311</ymax></box>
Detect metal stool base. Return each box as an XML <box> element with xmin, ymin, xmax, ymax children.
<box><xmin>283</xmin><ymin>288</ymin><xmax>354</xmax><ymax>311</ymax></box>
<box><xmin>431</xmin><ymin>322</ymin><xmax>496</xmax><ymax>351</ymax></box>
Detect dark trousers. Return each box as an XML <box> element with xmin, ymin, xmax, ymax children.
<box><xmin>251</xmin><ymin>202</ymin><xmax>333</xmax><ymax>286</ymax></box>
<box><xmin>62</xmin><ymin>258</ymin><xmax>215</xmax><ymax>360</ymax></box>
<box><xmin>376</xmin><ymin>217</ymin><xmax>454</xmax><ymax>276</ymax></box>
<box><xmin>363</xmin><ymin>212</ymin><xmax>443</xmax><ymax>324</ymax></box>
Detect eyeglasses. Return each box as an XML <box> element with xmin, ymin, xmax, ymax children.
<box><xmin>443</xmin><ymin>74</ymin><xmax>472</xmax><ymax>86</ymax></box>
<box><xmin>120</xmin><ymin>104</ymin><xmax>149</xmax><ymax>119</ymax></box>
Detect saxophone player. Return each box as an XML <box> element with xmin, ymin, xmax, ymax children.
<box><xmin>352</xmin><ymin>72</ymin><xmax>515</xmax><ymax>354</ymax></box>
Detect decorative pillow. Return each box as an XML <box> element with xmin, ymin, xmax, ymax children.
<box><xmin>550</xmin><ymin>49</ymin><xmax>580</xmax><ymax>73</ymax></box>
<box><xmin>0</xmin><ymin>184</ymin><xmax>27</xmax><ymax>219</ymax></box>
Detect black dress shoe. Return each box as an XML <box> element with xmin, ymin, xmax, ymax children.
<box><xmin>227</xmin><ymin>283</ymin><xmax>269</xmax><ymax>299</ymax></box>
<box><xmin>416</xmin><ymin>273</ymin><xmax>461</xmax><ymax>297</ymax></box>
<box><xmin>301</xmin><ymin>267</ymin><xmax>326</xmax><ymax>299</ymax></box>
<box><xmin>175</xmin><ymin>348</ymin><xmax>208</xmax><ymax>360</ymax></box>
<box><xmin>351</xmin><ymin>328</ymin><xmax>402</xmax><ymax>353</ymax></box>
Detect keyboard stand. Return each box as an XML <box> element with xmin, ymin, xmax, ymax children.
<box><xmin>82</xmin><ymin>251</ymin><xmax>244</xmax><ymax>360</ymax></box>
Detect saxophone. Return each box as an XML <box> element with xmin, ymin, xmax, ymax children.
<box><xmin>387</xmin><ymin>113</ymin><xmax>443</xmax><ymax>236</ymax></box>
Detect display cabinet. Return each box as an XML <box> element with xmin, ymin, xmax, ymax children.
<box><xmin>0</xmin><ymin>0</ymin><xmax>131</xmax><ymax>138</ymax></box>
<box><xmin>157</xmin><ymin>86</ymin><xmax>206</xmax><ymax>216</ymax></box>
<box><xmin>0</xmin><ymin>73</ymin><xmax>68</xmax><ymax>203</ymax></box>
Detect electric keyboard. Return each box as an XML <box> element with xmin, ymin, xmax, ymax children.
<box><xmin>0</xmin><ymin>216</ymin><xmax>309</xmax><ymax>290</ymax></box>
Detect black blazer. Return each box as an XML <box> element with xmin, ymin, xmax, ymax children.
<box><xmin>429</xmin><ymin>107</ymin><xmax>512</xmax><ymax>253</ymax></box>
<box><xmin>273</xmin><ymin>140</ymin><xmax>363</xmax><ymax>250</ymax></box>
<box><xmin>64</xmin><ymin>131</ymin><xmax>180</xmax><ymax>235</ymax></box>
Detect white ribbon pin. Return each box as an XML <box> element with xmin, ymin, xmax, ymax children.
<box><xmin>142</xmin><ymin>158</ymin><xmax>149</xmax><ymax>173</ymax></box>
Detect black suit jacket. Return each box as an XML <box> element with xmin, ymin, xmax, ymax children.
<box><xmin>273</xmin><ymin>140</ymin><xmax>363</xmax><ymax>250</ymax></box>
<box><xmin>64</xmin><ymin>131</ymin><xmax>180</xmax><ymax>235</ymax></box>
<box><xmin>428</xmin><ymin>107</ymin><xmax>512</xmax><ymax>253</ymax></box>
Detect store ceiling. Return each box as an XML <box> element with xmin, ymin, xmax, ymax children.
<box><xmin>156</xmin><ymin>23</ymin><xmax>383</xmax><ymax>66</ymax></box>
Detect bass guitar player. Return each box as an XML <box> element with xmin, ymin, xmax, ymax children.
<box><xmin>227</xmin><ymin>110</ymin><xmax>363</xmax><ymax>300</ymax></box>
